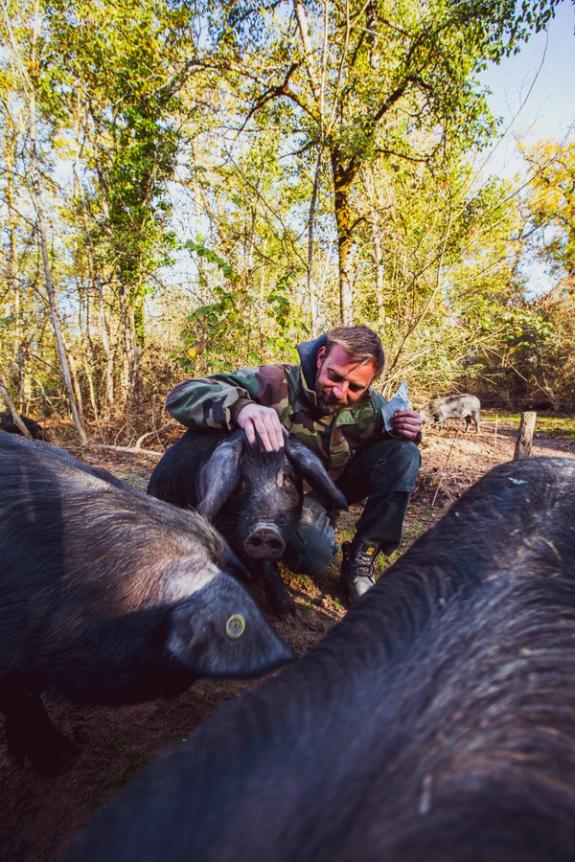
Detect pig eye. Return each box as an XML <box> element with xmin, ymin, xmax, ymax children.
<box><xmin>226</xmin><ymin>614</ymin><xmax>246</xmax><ymax>639</ymax></box>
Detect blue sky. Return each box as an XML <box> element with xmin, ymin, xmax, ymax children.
<box><xmin>479</xmin><ymin>1</ymin><xmax>575</xmax><ymax>179</ymax></box>
<box><xmin>476</xmin><ymin>2</ymin><xmax>574</xmax><ymax>295</ymax></box>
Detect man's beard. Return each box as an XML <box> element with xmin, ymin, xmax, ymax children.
<box><xmin>315</xmin><ymin>384</ymin><xmax>346</xmax><ymax>415</ymax></box>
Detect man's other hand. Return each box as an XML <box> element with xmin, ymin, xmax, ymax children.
<box><xmin>392</xmin><ymin>410</ymin><xmax>422</xmax><ymax>441</ymax></box>
<box><xmin>236</xmin><ymin>403</ymin><xmax>285</xmax><ymax>452</ymax></box>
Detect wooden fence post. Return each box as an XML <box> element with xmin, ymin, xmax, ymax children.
<box><xmin>513</xmin><ymin>412</ymin><xmax>537</xmax><ymax>460</ymax></box>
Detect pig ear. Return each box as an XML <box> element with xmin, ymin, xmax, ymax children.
<box><xmin>284</xmin><ymin>435</ymin><xmax>348</xmax><ymax>510</ymax></box>
<box><xmin>197</xmin><ymin>432</ymin><xmax>244</xmax><ymax>520</ymax></box>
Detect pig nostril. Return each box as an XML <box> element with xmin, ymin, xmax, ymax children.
<box><xmin>244</xmin><ymin>527</ymin><xmax>285</xmax><ymax>560</ymax></box>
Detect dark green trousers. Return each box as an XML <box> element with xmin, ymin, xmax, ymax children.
<box><xmin>284</xmin><ymin>438</ymin><xmax>421</xmax><ymax>576</ymax></box>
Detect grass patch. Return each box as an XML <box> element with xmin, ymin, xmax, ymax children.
<box><xmin>483</xmin><ymin>412</ymin><xmax>575</xmax><ymax>441</ymax></box>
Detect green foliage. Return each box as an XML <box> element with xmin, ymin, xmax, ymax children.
<box><xmin>0</xmin><ymin>0</ymin><xmax>569</xmax><ymax>429</ymax></box>
<box><xmin>42</xmin><ymin>0</ymin><xmax>186</xmax><ymax>353</ymax></box>
<box><xmin>460</xmin><ymin>292</ymin><xmax>575</xmax><ymax>411</ymax></box>
<box><xmin>184</xmin><ymin>239</ymin><xmax>240</xmax><ymax>283</ymax></box>
<box><xmin>482</xmin><ymin>412</ymin><xmax>575</xmax><ymax>442</ymax></box>
<box><xmin>522</xmin><ymin>139</ymin><xmax>575</xmax><ymax>277</ymax></box>
<box><xmin>267</xmin><ymin>272</ymin><xmax>292</xmax><ymax>332</ymax></box>
<box><xmin>179</xmin><ymin>239</ymin><xmax>302</xmax><ymax>373</ymax></box>
<box><xmin>536</xmin><ymin>415</ymin><xmax>575</xmax><ymax>441</ymax></box>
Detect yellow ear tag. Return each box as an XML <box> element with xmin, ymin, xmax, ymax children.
<box><xmin>226</xmin><ymin>614</ymin><xmax>246</xmax><ymax>639</ymax></box>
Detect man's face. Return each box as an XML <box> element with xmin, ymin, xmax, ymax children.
<box><xmin>315</xmin><ymin>344</ymin><xmax>376</xmax><ymax>414</ymax></box>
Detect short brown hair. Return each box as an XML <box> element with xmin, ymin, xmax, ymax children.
<box><xmin>325</xmin><ymin>326</ymin><xmax>385</xmax><ymax>378</ymax></box>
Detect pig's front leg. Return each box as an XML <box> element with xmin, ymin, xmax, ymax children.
<box><xmin>0</xmin><ymin>680</ymin><xmax>77</xmax><ymax>773</ymax></box>
<box><xmin>260</xmin><ymin>560</ymin><xmax>297</xmax><ymax>618</ymax></box>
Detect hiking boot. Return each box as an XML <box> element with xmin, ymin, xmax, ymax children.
<box><xmin>340</xmin><ymin>537</ymin><xmax>380</xmax><ymax>605</ymax></box>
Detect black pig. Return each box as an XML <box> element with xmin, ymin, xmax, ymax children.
<box><xmin>68</xmin><ymin>457</ymin><xmax>575</xmax><ymax>861</ymax></box>
<box><xmin>148</xmin><ymin>429</ymin><xmax>347</xmax><ymax>617</ymax></box>
<box><xmin>0</xmin><ymin>410</ymin><xmax>49</xmax><ymax>440</ymax></box>
<box><xmin>421</xmin><ymin>393</ymin><xmax>481</xmax><ymax>432</ymax></box>
<box><xmin>0</xmin><ymin>434</ymin><xmax>291</xmax><ymax>773</ymax></box>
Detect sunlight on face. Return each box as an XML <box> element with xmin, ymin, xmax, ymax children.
<box><xmin>315</xmin><ymin>345</ymin><xmax>376</xmax><ymax>414</ymax></box>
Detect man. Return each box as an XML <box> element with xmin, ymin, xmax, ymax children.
<box><xmin>166</xmin><ymin>326</ymin><xmax>422</xmax><ymax>604</ymax></box>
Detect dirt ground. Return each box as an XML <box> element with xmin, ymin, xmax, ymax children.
<box><xmin>1</xmin><ymin>416</ymin><xmax>574</xmax><ymax>862</ymax></box>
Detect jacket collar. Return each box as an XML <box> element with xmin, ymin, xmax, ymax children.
<box><xmin>296</xmin><ymin>334</ymin><xmax>327</xmax><ymax>392</ymax></box>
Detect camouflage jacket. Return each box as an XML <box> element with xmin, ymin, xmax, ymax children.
<box><xmin>166</xmin><ymin>335</ymin><xmax>394</xmax><ymax>478</ymax></box>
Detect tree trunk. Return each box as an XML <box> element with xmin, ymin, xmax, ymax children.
<box><xmin>118</xmin><ymin>296</ymin><xmax>138</xmax><ymax>408</ymax></box>
<box><xmin>0</xmin><ymin>379</ymin><xmax>32</xmax><ymax>438</ymax></box>
<box><xmin>2</xmin><ymin>130</ymin><xmax>29</xmax><ymax>408</ymax></box>
<box><xmin>82</xmin><ymin>352</ymin><xmax>99</xmax><ymax>421</ymax></box>
<box><xmin>362</xmin><ymin>167</ymin><xmax>387</xmax><ymax>322</ymax></box>
<box><xmin>307</xmin><ymin>145</ymin><xmax>322</xmax><ymax>336</ymax></box>
<box><xmin>6</xmin><ymin>0</ymin><xmax>88</xmax><ymax>444</ymax></box>
<box><xmin>331</xmin><ymin>152</ymin><xmax>355</xmax><ymax>325</ymax></box>
<box><xmin>67</xmin><ymin>347</ymin><xmax>84</xmax><ymax>416</ymax></box>
<box><xmin>77</xmin><ymin>174</ymin><xmax>115</xmax><ymax>409</ymax></box>
<box><xmin>28</xmin><ymin>95</ymin><xmax>88</xmax><ymax>442</ymax></box>
<box><xmin>513</xmin><ymin>412</ymin><xmax>537</xmax><ymax>459</ymax></box>
<box><xmin>35</xmin><ymin>195</ymin><xmax>88</xmax><ymax>444</ymax></box>
<box><xmin>102</xmin><ymin>303</ymin><xmax>116</xmax><ymax>413</ymax></box>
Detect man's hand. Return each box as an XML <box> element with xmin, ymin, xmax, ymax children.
<box><xmin>236</xmin><ymin>403</ymin><xmax>285</xmax><ymax>452</ymax></box>
<box><xmin>391</xmin><ymin>410</ymin><xmax>422</xmax><ymax>441</ymax></box>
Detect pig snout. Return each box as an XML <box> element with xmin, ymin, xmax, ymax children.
<box><xmin>243</xmin><ymin>523</ymin><xmax>286</xmax><ymax>560</ymax></box>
